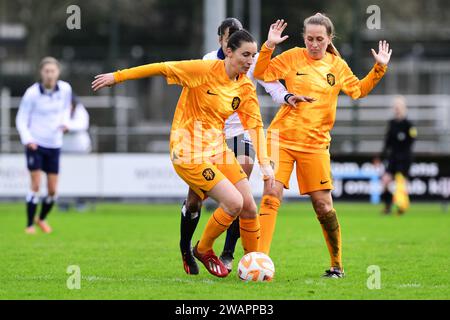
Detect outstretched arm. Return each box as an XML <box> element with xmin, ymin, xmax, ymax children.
<box><xmin>92</xmin><ymin>60</ymin><xmax>216</xmax><ymax>92</ymax></box>
<box><xmin>92</xmin><ymin>63</ymin><xmax>168</xmax><ymax>91</ymax></box>
<box><xmin>341</xmin><ymin>40</ymin><xmax>392</xmax><ymax>99</ymax></box>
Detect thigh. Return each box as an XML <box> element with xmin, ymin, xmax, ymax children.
<box><xmin>227</xmin><ymin>133</ymin><xmax>255</xmax><ymax>176</ymax></box>
<box><xmin>382</xmin><ymin>172</ymin><xmax>393</xmax><ymax>186</ymax></box>
<box><xmin>46</xmin><ymin>174</ymin><xmax>59</xmax><ymax>195</ymax></box>
<box><xmin>233</xmin><ymin>178</ymin><xmax>257</xmax><ymax>218</ymax></box>
<box><xmin>29</xmin><ymin>170</ymin><xmax>42</xmax><ymax>192</ymax></box>
<box><xmin>173</xmin><ymin>162</ymin><xmax>226</xmax><ymax>200</ymax></box>
<box><xmin>42</xmin><ymin>147</ymin><xmax>61</xmax><ymax>174</ymax></box>
<box><xmin>26</xmin><ymin>147</ymin><xmax>43</xmax><ymax>172</ymax></box>
<box><xmin>207</xmin><ymin>178</ymin><xmax>243</xmax><ymax>216</ymax></box>
<box><xmin>296</xmin><ymin>152</ymin><xmax>333</xmax><ymax>195</ymax></box>
<box><xmin>214</xmin><ymin>151</ymin><xmax>248</xmax><ymax>186</ymax></box>
<box><xmin>269</xmin><ymin>145</ymin><xmax>295</xmax><ymax>189</ymax></box>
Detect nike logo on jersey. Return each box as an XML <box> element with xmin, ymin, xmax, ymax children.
<box><xmin>320</xmin><ymin>180</ymin><xmax>329</xmax><ymax>185</ymax></box>
<box><xmin>296</xmin><ymin>72</ymin><xmax>308</xmax><ymax>76</ymax></box>
<box><xmin>207</xmin><ymin>90</ymin><xmax>218</xmax><ymax>95</ymax></box>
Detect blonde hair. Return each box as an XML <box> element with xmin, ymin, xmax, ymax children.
<box><xmin>303</xmin><ymin>13</ymin><xmax>341</xmax><ymax>57</ymax></box>
<box><xmin>39</xmin><ymin>56</ymin><xmax>60</xmax><ymax>70</ymax></box>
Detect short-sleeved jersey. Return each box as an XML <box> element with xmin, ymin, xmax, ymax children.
<box><xmin>115</xmin><ymin>60</ymin><xmax>264</xmax><ymax>162</ymax></box>
<box><xmin>254</xmin><ymin>45</ymin><xmax>387</xmax><ymax>154</ymax></box>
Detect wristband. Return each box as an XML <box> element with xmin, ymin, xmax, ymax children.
<box><xmin>284</xmin><ymin>93</ymin><xmax>294</xmax><ymax>104</ymax></box>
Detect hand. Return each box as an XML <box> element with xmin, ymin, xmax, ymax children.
<box><xmin>287</xmin><ymin>95</ymin><xmax>316</xmax><ymax>107</ymax></box>
<box><xmin>266</xmin><ymin>19</ymin><xmax>289</xmax><ymax>49</ymax></box>
<box><xmin>60</xmin><ymin>125</ymin><xmax>69</xmax><ymax>133</ymax></box>
<box><xmin>92</xmin><ymin>73</ymin><xmax>115</xmax><ymax>92</ymax></box>
<box><xmin>371</xmin><ymin>40</ymin><xmax>392</xmax><ymax>66</ymax></box>
<box><xmin>27</xmin><ymin>143</ymin><xmax>38</xmax><ymax>151</ymax></box>
<box><xmin>260</xmin><ymin>163</ymin><xmax>275</xmax><ymax>189</ymax></box>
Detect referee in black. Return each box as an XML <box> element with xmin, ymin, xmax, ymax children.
<box><xmin>378</xmin><ymin>96</ymin><xmax>417</xmax><ymax>214</ymax></box>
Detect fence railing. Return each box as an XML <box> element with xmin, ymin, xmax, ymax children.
<box><xmin>1</xmin><ymin>92</ymin><xmax>449</xmax><ymax>154</ymax></box>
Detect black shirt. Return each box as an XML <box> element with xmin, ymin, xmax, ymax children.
<box><xmin>382</xmin><ymin>118</ymin><xmax>416</xmax><ymax>159</ymax></box>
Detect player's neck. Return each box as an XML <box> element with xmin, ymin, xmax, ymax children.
<box><xmin>224</xmin><ymin>60</ymin><xmax>239</xmax><ymax>81</ymax></box>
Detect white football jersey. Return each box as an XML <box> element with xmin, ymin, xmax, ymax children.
<box><xmin>16</xmin><ymin>80</ymin><xmax>72</xmax><ymax>148</ymax></box>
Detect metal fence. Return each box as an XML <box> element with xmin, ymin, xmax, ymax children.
<box><xmin>1</xmin><ymin>90</ymin><xmax>449</xmax><ymax>154</ymax></box>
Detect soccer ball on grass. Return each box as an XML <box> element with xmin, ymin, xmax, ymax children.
<box><xmin>237</xmin><ymin>252</ymin><xmax>275</xmax><ymax>282</ymax></box>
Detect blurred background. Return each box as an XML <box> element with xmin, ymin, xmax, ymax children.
<box><xmin>0</xmin><ymin>0</ymin><xmax>449</xmax><ymax>202</ymax></box>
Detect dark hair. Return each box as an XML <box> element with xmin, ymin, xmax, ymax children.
<box><xmin>218</xmin><ymin>17</ymin><xmax>243</xmax><ymax>37</ymax></box>
<box><xmin>227</xmin><ymin>29</ymin><xmax>256</xmax><ymax>51</ymax></box>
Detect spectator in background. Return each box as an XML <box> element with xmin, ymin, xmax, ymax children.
<box><xmin>378</xmin><ymin>95</ymin><xmax>417</xmax><ymax>214</ymax></box>
<box><xmin>62</xmin><ymin>95</ymin><xmax>91</xmax><ymax>154</ymax></box>
<box><xmin>60</xmin><ymin>95</ymin><xmax>92</xmax><ymax>212</ymax></box>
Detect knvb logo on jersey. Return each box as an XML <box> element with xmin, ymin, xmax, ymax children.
<box><xmin>202</xmin><ymin>168</ymin><xmax>215</xmax><ymax>181</ymax></box>
<box><xmin>327</xmin><ymin>73</ymin><xmax>335</xmax><ymax>86</ymax></box>
<box><xmin>231</xmin><ymin>97</ymin><xmax>241</xmax><ymax>110</ymax></box>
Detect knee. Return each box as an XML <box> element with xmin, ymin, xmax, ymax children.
<box><xmin>312</xmin><ymin>198</ymin><xmax>333</xmax><ymax>217</ymax></box>
<box><xmin>186</xmin><ymin>199</ymin><xmax>202</xmax><ymax>213</ymax></box>
<box><xmin>240</xmin><ymin>199</ymin><xmax>257</xmax><ymax>218</ymax></box>
<box><xmin>224</xmin><ymin>196</ymin><xmax>243</xmax><ymax>216</ymax></box>
<box><xmin>47</xmin><ymin>186</ymin><xmax>57</xmax><ymax>196</ymax></box>
<box><xmin>264</xmin><ymin>186</ymin><xmax>283</xmax><ymax>201</ymax></box>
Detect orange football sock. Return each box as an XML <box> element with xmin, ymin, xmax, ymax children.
<box><xmin>317</xmin><ymin>208</ymin><xmax>342</xmax><ymax>271</ymax></box>
<box><xmin>197</xmin><ymin>207</ymin><xmax>235</xmax><ymax>254</ymax></box>
<box><xmin>258</xmin><ymin>195</ymin><xmax>281</xmax><ymax>254</ymax></box>
<box><xmin>239</xmin><ymin>217</ymin><xmax>260</xmax><ymax>254</ymax></box>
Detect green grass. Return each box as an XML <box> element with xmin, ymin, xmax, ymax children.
<box><xmin>0</xmin><ymin>202</ymin><xmax>449</xmax><ymax>300</ymax></box>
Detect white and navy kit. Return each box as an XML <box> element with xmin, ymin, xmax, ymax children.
<box><xmin>16</xmin><ymin>81</ymin><xmax>72</xmax><ymax>173</ymax></box>
<box><xmin>203</xmin><ymin>48</ymin><xmax>289</xmax><ymax>159</ymax></box>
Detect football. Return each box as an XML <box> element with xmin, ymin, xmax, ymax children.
<box><xmin>237</xmin><ymin>252</ymin><xmax>275</xmax><ymax>282</ymax></box>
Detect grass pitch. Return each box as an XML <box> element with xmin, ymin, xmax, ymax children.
<box><xmin>0</xmin><ymin>202</ymin><xmax>448</xmax><ymax>300</ymax></box>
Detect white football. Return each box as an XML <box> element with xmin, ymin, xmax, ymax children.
<box><xmin>237</xmin><ymin>252</ymin><xmax>275</xmax><ymax>282</ymax></box>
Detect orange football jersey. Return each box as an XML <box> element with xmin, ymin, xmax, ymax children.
<box><xmin>114</xmin><ymin>59</ymin><xmax>267</xmax><ymax>163</ymax></box>
<box><xmin>254</xmin><ymin>44</ymin><xmax>387</xmax><ymax>154</ymax></box>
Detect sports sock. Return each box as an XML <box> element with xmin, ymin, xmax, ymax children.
<box><xmin>222</xmin><ymin>217</ymin><xmax>240</xmax><ymax>253</ymax></box>
<box><xmin>39</xmin><ymin>195</ymin><xmax>56</xmax><ymax>221</ymax></box>
<box><xmin>180</xmin><ymin>200</ymin><xmax>201</xmax><ymax>253</ymax></box>
<box><xmin>239</xmin><ymin>216</ymin><xmax>260</xmax><ymax>254</ymax></box>
<box><xmin>258</xmin><ymin>195</ymin><xmax>281</xmax><ymax>254</ymax></box>
<box><xmin>26</xmin><ymin>192</ymin><xmax>39</xmax><ymax>227</ymax></box>
<box><xmin>317</xmin><ymin>208</ymin><xmax>342</xmax><ymax>271</ymax></box>
<box><xmin>197</xmin><ymin>207</ymin><xmax>235</xmax><ymax>254</ymax></box>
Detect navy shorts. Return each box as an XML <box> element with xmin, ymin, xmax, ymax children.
<box><xmin>26</xmin><ymin>146</ymin><xmax>61</xmax><ymax>174</ymax></box>
<box><xmin>225</xmin><ymin>133</ymin><xmax>256</xmax><ymax>160</ymax></box>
